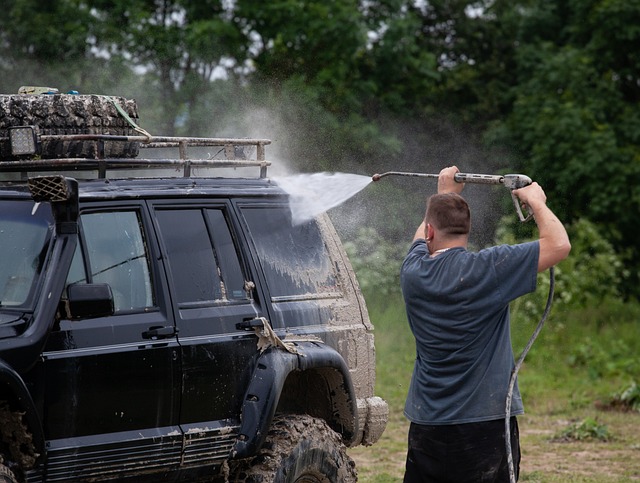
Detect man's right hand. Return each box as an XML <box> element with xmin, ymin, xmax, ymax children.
<box><xmin>512</xmin><ymin>182</ymin><xmax>547</xmax><ymax>214</ymax></box>
<box><xmin>513</xmin><ymin>182</ymin><xmax>571</xmax><ymax>272</ymax></box>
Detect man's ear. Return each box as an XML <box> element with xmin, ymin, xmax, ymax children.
<box><xmin>426</xmin><ymin>223</ymin><xmax>435</xmax><ymax>241</ymax></box>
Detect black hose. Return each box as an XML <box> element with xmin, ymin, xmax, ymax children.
<box><xmin>505</xmin><ymin>266</ymin><xmax>555</xmax><ymax>483</ymax></box>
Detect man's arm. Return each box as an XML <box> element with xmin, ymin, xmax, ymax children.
<box><xmin>412</xmin><ymin>221</ymin><xmax>427</xmax><ymax>242</ymax></box>
<box><xmin>513</xmin><ymin>183</ymin><xmax>571</xmax><ymax>272</ymax></box>
<box><xmin>411</xmin><ymin>166</ymin><xmax>464</xmax><ymax>242</ymax></box>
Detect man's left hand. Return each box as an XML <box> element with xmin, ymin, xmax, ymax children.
<box><xmin>438</xmin><ymin>166</ymin><xmax>464</xmax><ymax>194</ymax></box>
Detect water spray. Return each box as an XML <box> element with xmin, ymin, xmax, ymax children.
<box><xmin>373</xmin><ymin>169</ymin><xmax>554</xmax><ymax>483</ymax></box>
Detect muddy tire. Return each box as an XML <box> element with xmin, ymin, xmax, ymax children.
<box><xmin>0</xmin><ymin>464</ymin><xmax>18</xmax><ymax>483</ymax></box>
<box><xmin>0</xmin><ymin>94</ymin><xmax>140</xmax><ymax>160</ymax></box>
<box><xmin>230</xmin><ymin>414</ymin><xmax>357</xmax><ymax>483</ymax></box>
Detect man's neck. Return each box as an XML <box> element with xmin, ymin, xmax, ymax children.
<box><xmin>429</xmin><ymin>238</ymin><xmax>467</xmax><ymax>256</ymax></box>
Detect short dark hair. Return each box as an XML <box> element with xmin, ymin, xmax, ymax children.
<box><xmin>425</xmin><ymin>193</ymin><xmax>470</xmax><ymax>236</ymax></box>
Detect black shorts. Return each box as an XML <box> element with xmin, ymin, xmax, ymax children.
<box><xmin>403</xmin><ymin>417</ymin><xmax>520</xmax><ymax>483</ymax></box>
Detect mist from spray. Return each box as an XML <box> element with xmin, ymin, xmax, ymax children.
<box><xmin>272</xmin><ymin>172</ymin><xmax>372</xmax><ymax>225</ymax></box>
<box><xmin>209</xmin><ymin>98</ymin><xmax>505</xmax><ymax>247</ymax></box>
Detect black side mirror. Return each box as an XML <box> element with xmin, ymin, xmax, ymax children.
<box><xmin>67</xmin><ymin>283</ymin><xmax>115</xmax><ymax>319</ymax></box>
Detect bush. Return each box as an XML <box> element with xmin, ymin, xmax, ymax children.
<box><xmin>600</xmin><ymin>381</ymin><xmax>640</xmax><ymax>413</ymax></box>
<box><xmin>344</xmin><ymin>227</ymin><xmax>405</xmax><ymax>298</ymax></box>
<box><xmin>567</xmin><ymin>338</ymin><xmax>640</xmax><ymax>380</ymax></box>
<box><xmin>499</xmin><ymin>217</ymin><xmax>625</xmax><ymax>320</ymax></box>
<box><xmin>553</xmin><ymin>417</ymin><xmax>612</xmax><ymax>442</ymax></box>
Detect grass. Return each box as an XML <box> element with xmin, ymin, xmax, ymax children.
<box><xmin>349</xmin><ymin>292</ymin><xmax>640</xmax><ymax>482</ymax></box>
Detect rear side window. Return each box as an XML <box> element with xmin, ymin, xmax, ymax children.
<box><xmin>242</xmin><ymin>207</ymin><xmax>339</xmax><ymax>299</ymax></box>
<box><xmin>68</xmin><ymin>210</ymin><xmax>154</xmax><ymax>312</ymax></box>
<box><xmin>155</xmin><ymin>208</ymin><xmax>247</xmax><ymax>305</ymax></box>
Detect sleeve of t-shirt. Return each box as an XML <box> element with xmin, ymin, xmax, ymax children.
<box><xmin>491</xmin><ymin>241</ymin><xmax>539</xmax><ymax>303</ymax></box>
<box><xmin>401</xmin><ymin>239</ymin><xmax>428</xmax><ymax>274</ymax></box>
<box><xmin>407</xmin><ymin>239</ymin><xmax>426</xmax><ymax>254</ymax></box>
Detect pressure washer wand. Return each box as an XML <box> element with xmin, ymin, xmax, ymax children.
<box><xmin>371</xmin><ymin>170</ymin><xmax>533</xmax><ymax>222</ymax></box>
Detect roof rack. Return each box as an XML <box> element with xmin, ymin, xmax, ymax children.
<box><xmin>0</xmin><ymin>133</ymin><xmax>272</xmax><ymax>178</ymax></box>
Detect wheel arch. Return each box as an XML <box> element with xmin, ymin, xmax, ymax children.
<box><xmin>230</xmin><ymin>341</ymin><xmax>358</xmax><ymax>459</ymax></box>
<box><xmin>0</xmin><ymin>358</ymin><xmax>45</xmax><ymax>469</ymax></box>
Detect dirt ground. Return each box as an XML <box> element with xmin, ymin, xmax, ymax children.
<box><xmin>350</xmin><ymin>409</ymin><xmax>640</xmax><ymax>482</ymax></box>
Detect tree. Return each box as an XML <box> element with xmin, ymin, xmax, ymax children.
<box><xmin>0</xmin><ymin>0</ymin><xmax>93</xmax><ymax>64</ymax></box>
<box><xmin>493</xmin><ymin>0</ymin><xmax>640</xmax><ymax>296</ymax></box>
<box><xmin>86</xmin><ymin>0</ymin><xmax>247</xmax><ymax>134</ymax></box>
<box><xmin>234</xmin><ymin>0</ymin><xmax>369</xmax><ymax>114</ymax></box>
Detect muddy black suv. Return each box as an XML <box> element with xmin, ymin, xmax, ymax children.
<box><xmin>0</xmin><ymin>93</ymin><xmax>387</xmax><ymax>482</ymax></box>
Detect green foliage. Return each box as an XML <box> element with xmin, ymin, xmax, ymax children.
<box><xmin>489</xmin><ymin>0</ymin><xmax>640</xmax><ymax>296</ymax></box>
<box><xmin>360</xmin><ymin>5</ymin><xmax>441</xmax><ymax>114</ymax></box>
<box><xmin>94</xmin><ymin>0</ymin><xmax>246</xmax><ymax>134</ymax></box>
<box><xmin>0</xmin><ymin>0</ymin><xmax>94</xmax><ymax>63</ymax></box>
<box><xmin>566</xmin><ymin>338</ymin><xmax>639</xmax><ymax>381</ymax></box>
<box><xmin>609</xmin><ymin>381</ymin><xmax>640</xmax><ymax>412</ymax></box>
<box><xmin>499</xmin><ymin>217</ymin><xmax>625</xmax><ymax>319</ymax></box>
<box><xmin>235</xmin><ymin>0</ymin><xmax>368</xmax><ymax>113</ymax></box>
<box><xmin>343</xmin><ymin>227</ymin><xmax>405</xmax><ymax>298</ymax></box>
<box><xmin>553</xmin><ymin>417</ymin><xmax>612</xmax><ymax>442</ymax></box>
<box><xmin>2</xmin><ymin>0</ymin><xmax>640</xmax><ymax>296</ymax></box>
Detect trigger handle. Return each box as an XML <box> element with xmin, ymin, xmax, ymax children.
<box><xmin>511</xmin><ymin>191</ymin><xmax>533</xmax><ymax>222</ymax></box>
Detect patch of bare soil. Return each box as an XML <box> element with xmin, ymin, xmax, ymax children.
<box><xmin>518</xmin><ymin>411</ymin><xmax>640</xmax><ymax>481</ymax></box>
<box><xmin>350</xmin><ymin>411</ymin><xmax>640</xmax><ymax>482</ymax></box>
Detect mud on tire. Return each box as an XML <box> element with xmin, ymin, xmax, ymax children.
<box><xmin>0</xmin><ymin>464</ymin><xmax>18</xmax><ymax>483</ymax></box>
<box><xmin>230</xmin><ymin>414</ymin><xmax>357</xmax><ymax>483</ymax></box>
<box><xmin>0</xmin><ymin>94</ymin><xmax>140</xmax><ymax>160</ymax></box>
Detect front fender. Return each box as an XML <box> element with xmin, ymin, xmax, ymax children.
<box><xmin>0</xmin><ymin>358</ymin><xmax>45</xmax><ymax>465</ymax></box>
<box><xmin>231</xmin><ymin>341</ymin><xmax>358</xmax><ymax>459</ymax></box>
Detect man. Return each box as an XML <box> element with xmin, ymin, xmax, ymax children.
<box><xmin>400</xmin><ymin>166</ymin><xmax>571</xmax><ymax>482</ymax></box>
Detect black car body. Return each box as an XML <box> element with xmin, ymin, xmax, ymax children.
<box><xmin>0</xmin><ymin>94</ymin><xmax>387</xmax><ymax>482</ymax></box>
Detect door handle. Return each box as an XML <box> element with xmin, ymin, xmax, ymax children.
<box><xmin>235</xmin><ymin>317</ymin><xmax>266</xmax><ymax>331</ymax></box>
<box><xmin>142</xmin><ymin>325</ymin><xmax>178</xmax><ymax>340</ymax></box>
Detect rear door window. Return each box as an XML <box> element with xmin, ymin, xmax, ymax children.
<box><xmin>155</xmin><ymin>207</ymin><xmax>248</xmax><ymax>306</ymax></box>
<box><xmin>241</xmin><ymin>207</ymin><xmax>339</xmax><ymax>300</ymax></box>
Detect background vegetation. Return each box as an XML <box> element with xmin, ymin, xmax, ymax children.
<box><xmin>1</xmin><ymin>0</ymin><xmax>639</xmax><ymax>480</ymax></box>
<box><xmin>2</xmin><ymin>0</ymin><xmax>639</xmax><ymax>286</ymax></box>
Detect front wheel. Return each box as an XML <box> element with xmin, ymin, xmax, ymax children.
<box><xmin>0</xmin><ymin>464</ymin><xmax>18</xmax><ymax>483</ymax></box>
<box><xmin>230</xmin><ymin>414</ymin><xmax>357</xmax><ymax>483</ymax></box>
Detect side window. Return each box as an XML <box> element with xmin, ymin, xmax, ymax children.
<box><xmin>155</xmin><ymin>208</ymin><xmax>247</xmax><ymax>305</ymax></box>
<box><xmin>205</xmin><ymin>209</ymin><xmax>247</xmax><ymax>300</ymax></box>
<box><xmin>241</xmin><ymin>207</ymin><xmax>339</xmax><ymax>299</ymax></box>
<box><xmin>67</xmin><ymin>211</ymin><xmax>154</xmax><ymax>312</ymax></box>
<box><xmin>0</xmin><ymin>200</ymin><xmax>52</xmax><ymax>308</ymax></box>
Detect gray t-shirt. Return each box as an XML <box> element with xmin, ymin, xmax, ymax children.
<box><xmin>400</xmin><ymin>240</ymin><xmax>539</xmax><ymax>425</ymax></box>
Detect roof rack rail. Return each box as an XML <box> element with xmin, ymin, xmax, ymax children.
<box><xmin>0</xmin><ymin>133</ymin><xmax>272</xmax><ymax>178</ymax></box>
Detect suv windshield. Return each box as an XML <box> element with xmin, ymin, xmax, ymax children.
<box><xmin>0</xmin><ymin>200</ymin><xmax>52</xmax><ymax>309</ymax></box>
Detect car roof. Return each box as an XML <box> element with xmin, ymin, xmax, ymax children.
<box><xmin>0</xmin><ymin>175</ymin><xmax>288</xmax><ymax>201</ymax></box>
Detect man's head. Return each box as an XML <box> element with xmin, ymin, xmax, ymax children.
<box><xmin>425</xmin><ymin>192</ymin><xmax>471</xmax><ymax>238</ymax></box>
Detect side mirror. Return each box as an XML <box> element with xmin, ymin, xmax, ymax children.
<box><xmin>67</xmin><ymin>283</ymin><xmax>115</xmax><ymax>319</ymax></box>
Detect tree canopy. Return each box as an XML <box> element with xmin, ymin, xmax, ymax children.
<box><xmin>1</xmin><ymin>0</ymin><xmax>638</xmax><ymax>296</ymax></box>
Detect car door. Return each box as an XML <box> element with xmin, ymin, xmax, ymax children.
<box><xmin>40</xmin><ymin>204</ymin><xmax>182</xmax><ymax>481</ymax></box>
<box><xmin>151</xmin><ymin>201</ymin><xmax>266</xmax><ymax>469</ymax></box>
